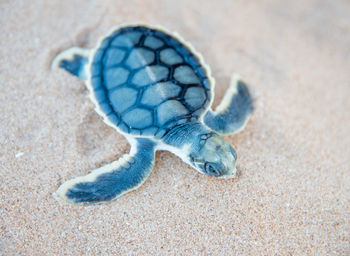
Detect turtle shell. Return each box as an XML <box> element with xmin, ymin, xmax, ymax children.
<box><xmin>89</xmin><ymin>25</ymin><xmax>212</xmax><ymax>138</ymax></box>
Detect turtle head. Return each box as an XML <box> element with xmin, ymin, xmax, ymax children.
<box><xmin>189</xmin><ymin>132</ymin><xmax>237</xmax><ymax>178</ymax></box>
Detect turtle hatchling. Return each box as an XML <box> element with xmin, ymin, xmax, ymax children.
<box><xmin>53</xmin><ymin>24</ymin><xmax>253</xmax><ymax>204</ymax></box>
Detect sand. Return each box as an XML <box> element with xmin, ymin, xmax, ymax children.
<box><xmin>1</xmin><ymin>0</ymin><xmax>349</xmax><ymax>255</ymax></box>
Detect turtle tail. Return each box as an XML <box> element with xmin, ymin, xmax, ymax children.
<box><xmin>52</xmin><ymin>47</ymin><xmax>90</xmax><ymax>79</ymax></box>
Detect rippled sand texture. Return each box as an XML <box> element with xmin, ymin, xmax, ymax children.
<box><xmin>1</xmin><ymin>0</ymin><xmax>349</xmax><ymax>255</ymax></box>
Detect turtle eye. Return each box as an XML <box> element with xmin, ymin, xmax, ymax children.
<box><xmin>204</xmin><ymin>163</ymin><xmax>220</xmax><ymax>176</ymax></box>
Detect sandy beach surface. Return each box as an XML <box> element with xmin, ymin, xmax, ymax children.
<box><xmin>1</xmin><ymin>0</ymin><xmax>349</xmax><ymax>255</ymax></box>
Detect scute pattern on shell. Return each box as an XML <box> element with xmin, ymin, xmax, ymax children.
<box><xmin>90</xmin><ymin>26</ymin><xmax>211</xmax><ymax>138</ymax></box>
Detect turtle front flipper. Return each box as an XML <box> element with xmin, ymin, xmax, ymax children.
<box><xmin>52</xmin><ymin>47</ymin><xmax>90</xmax><ymax>79</ymax></box>
<box><xmin>204</xmin><ymin>75</ymin><xmax>253</xmax><ymax>135</ymax></box>
<box><xmin>56</xmin><ymin>138</ymin><xmax>156</xmax><ymax>204</ymax></box>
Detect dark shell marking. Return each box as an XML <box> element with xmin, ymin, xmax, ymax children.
<box><xmin>90</xmin><ymin>26</ymin><xmax>211</xmax><ymax>138</ymax></box>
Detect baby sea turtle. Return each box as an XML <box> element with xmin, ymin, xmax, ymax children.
<box><xmin>53</xmin><ymin>24</ymin><xmax>253</xmax><ymax>204</ymax></box>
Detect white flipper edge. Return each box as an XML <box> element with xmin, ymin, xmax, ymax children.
<box><xmin>203</xmin><ymin>74</ymin><xmax>253</xmax><ymax>135</ymax></box>
<box><xmin>56</xmin><ymin>138</ymin><xmax>156</xmax><ymax>204</ymax></box>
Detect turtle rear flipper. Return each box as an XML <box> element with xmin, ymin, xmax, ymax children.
<box><xmin>204</xmin><ymin>75</ymin><xmax>253</xmax><ymax>135</ymax></box>
<box><xmin>56</xmin><ymin>138</ymin><xmax>156</xmax><ymax>204</ymax></box>
<box><xmin>52</xmin><ymin>47</ymin><xmax>90</xmax><ymax>79</ymax></box>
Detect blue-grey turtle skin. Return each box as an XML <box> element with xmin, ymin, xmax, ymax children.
<box><xmin>54</xmin><ymin>25</ymin><xmax>253</xmax><ymax>204</ymax></box>
<box><xmin>59</xmin><ymin>53</ymin><xmax>89</xmax><ymax>79</ymax></box>
<box><xmin>65</xmin><ymin>138</ymin><xmax>156</xmax><ymax>203</ymax></box>
<box><xmin>204</xmin><ymin>79</ymin><xmax>253</xmax><ymax>134</ymax></box>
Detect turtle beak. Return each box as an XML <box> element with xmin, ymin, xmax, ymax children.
<box><xmin>219</xmin><ymin>145</ymin><xmax>237</xmax><ymax>178</ymax></box>
<box><xmin>217</xmin><ymin>166</ymin><xmax>237</xmax><ymax>179</ymax></box>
